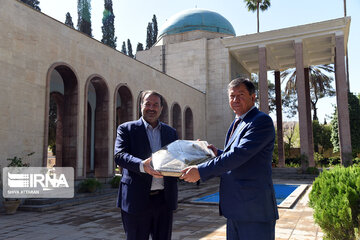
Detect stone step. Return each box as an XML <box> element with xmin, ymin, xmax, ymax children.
<box><xmin>272</xmin><ymin>167</ymin><xmax>299</xmax><ymax>173</ymax></box>
<box><xmin>19</xmin><ymin>192</ymin><xmax>117</xmax><ymax>212</ymax></box>
<box><xmin>19</xmin><ymin>186</ymin><xmax>118</xmax><ymax>212</ymax></box>
<box><xmin>271</xmin><ymin>167</ymin><xmax>318</xmax><ymax>180</ymax></box>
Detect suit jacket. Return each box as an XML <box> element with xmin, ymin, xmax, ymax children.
<box><xmin>198</xmin><ymin>107</ymin><xmax>279</xmax><ymax>222</ymax></box>
<box><xmin>114</xmin><ymin>118</ymin><xmax>178</xmax><ymax>214</ymax></box>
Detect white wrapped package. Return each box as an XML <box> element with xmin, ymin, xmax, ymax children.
<box><xmin>152</xmin><ymin>140</ymin><xmax>216</xmax><ymax>177</ymax></box>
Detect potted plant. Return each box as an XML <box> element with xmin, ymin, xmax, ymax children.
<box><xmin>2</xmin><ymin>152</ymin><xmax>32</xmax><ymax>214</ymax></box>
<box><xmin>78</xmin><ymin>178</ymin><xmax>102</xmax><ymax>193</ymax></box>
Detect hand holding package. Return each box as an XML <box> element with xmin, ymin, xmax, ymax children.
<box><xmin>152</xmin><ymin>140</ymin><xmax>215</xmax><ymax>176</ymax></box>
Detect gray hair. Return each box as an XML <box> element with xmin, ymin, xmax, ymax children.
<box><xmin>227</xmin><ymin>78</ymin><xmax>255</xmax><ymax>95</ymax></box>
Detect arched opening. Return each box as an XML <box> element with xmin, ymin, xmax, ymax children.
<box><xmin>136</xmin><ymin>92</ymin><xmax>142</xmax><ymax>119</ymax></box>
<box><xmin>115</xmin><ymin>85</ymin><xmax>133</xmax><ymax>127</ymax></box>
<box><xmin>184</xmin><ymin>107</ymin><xmax>194</xmax><ymax>140</ymax></box>
<box><xmin>171</xmin><ymin>103</ymin><xmax>182</xmax><ymax>139</ymax></box>
<box><xmin>46</xmin><ymin>65</ymin><xmax>78</xmax><ymax>171</ymax></box>
<box><xmin>114</xmin><ymin>85</ymin><xmax>133</xmax><ymax>175</ymax></box>
<box><xmin>159</xmin><ymin>99</ymin><xmax>169</xmax><ymax>125</ymax></box>
<box><xmin>85</xmin><ymin>76</ymin><xmax>109</xmax><ymax>178</ymax></box>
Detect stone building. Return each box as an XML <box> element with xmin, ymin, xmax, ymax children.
<box><xmin>0</xmin><ymin>0</ymin><xmax>205</xmax><ymax>179</ymax></box>
<box><xmin>138</xmin><ymin>8</ymin><xmax>352</xmax><ymax>168</ymax></box>
<box><xmin>0</xmin><ymin>0</ymin><xmax>352</xmax><ymax>180</ymax></box>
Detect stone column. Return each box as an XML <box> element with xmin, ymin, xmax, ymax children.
<box><xmin>304</xmin><ymin>68</ymin><xmax>315</xmax><ymax>167</ymax></box>
<box><xmin>335</xmin><ymin>32</ymin><xmax>352</xmax><ymax>166</ymax></box>
<box><xmin>275</xmin><ymin>71</ymin><xmax>285</xmax><ymax>167</ymax></box>
<box><xmin>294</xmin><ymin>40</ymin><xmax>314</xmax><ymax>170</ymax></box>
<box><xmin>258</xmin><ymin>45</ymin><xmax>269</xmax><ymax>114</ymax></box>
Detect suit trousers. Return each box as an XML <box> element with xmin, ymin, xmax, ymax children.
<box><xmin>226</xmin><ymin>218</ymin><xmax>276</xmax><ymax>240</ymax></box>
<box><xmin>121</xmin><ymin>191</ymin><xmax>173</xmax><ymax>240</ymax></box>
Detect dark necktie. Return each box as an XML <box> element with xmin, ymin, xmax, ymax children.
<box><xmin>229</xmin><ymin>118</ymin><xmax>241</xmax><ymax>138</ymax></box>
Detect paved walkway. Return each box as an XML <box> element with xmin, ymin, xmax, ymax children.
<box><xmin>0</xmin><ymin>178</ymin><xmax>323</xmax><ymax>240</ymax></box>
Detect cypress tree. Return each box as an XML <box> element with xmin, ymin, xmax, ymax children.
<box><xmin>135</xmin><ymin>43</ymin><xmax>144</xmax><ymax>59</ymax></box>
<box><xmin>146</xmin><ymin>22</ymin><xmax>153</xmax><ymax>50</ymax></box>
<box><xmin>136</xmin><ymin>43</ymin><xmax>144</xmax><ymax>52</ymax></box>
<box><xmin>121</xmin><ymin>41</ymin><xmax>127</xmax><ymax>55</ymax></box>
<box><xmin>101</xmin><ymin>0</ymin><xmax>117</xmax><ymax>49</ymax></box>
<box><xmin>331</xmin><ymin>92</ymin><xmax>360</xmax><ymax>156</ymax></box>
<box><xmin>77</xmin><ymin>0</ymin><xmax>93</xmax><ymax>37</ymax></box>
<box><xmin>127</xmin><ymin>39</ymin><xmax>134</xmax><ymax>58</ymax></box>
<box><xmin>20</xmin><ymin>0</ymin><xmax>41</xmax><ymax>11</ymax></box>
<box><xmin>65</xmin><ymin>12</ymin><xmax>74</xmax><ymax>28</ymax></box>
<box><xmin>145</xmin><ymin>14</ymin><xmax>158</xmax><ymax>49</ymax></box>
<box><xmin>152</xmin><ymin>14</ymin><xmax>158</xmax><ymax>45</ymax></box>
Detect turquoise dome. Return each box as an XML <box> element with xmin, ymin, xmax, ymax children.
<box><xmin>158</xmin><ymin>9</ymin><xmax>236</xmax><ymax>39</ymax></box>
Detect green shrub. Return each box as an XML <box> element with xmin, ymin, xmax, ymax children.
<box><xmin>110</xmin><ymin>176</ymin><xmax>121</xmax><ymax>188</ymax></box>
<box><xmin>309</xmin><ymin>165</ymin><xmax>360</xmax><ymax>239</ymax></box>
<box><xmin>78</xmin><ymin>178</ymin><xmax>102</xmax><ymax>193</ymax></box>
<box><xmin>328</xmin><ymin>157</ymin><xmax>340</xmax><ymax>166</ymax></box>
<box><xmin>314</xmin><ymin>152</ymin><xmax>328</xmax><ymax>167</ymax></box>
<box><xmin>353</xmin><ymin>157</ymin><xmax>360</xmax><ymax>166</ymax></box>
<box><xmin>7</xmin><ymin>152</ymin><xmax>34</xmax><ymax>167</ymax></box>
<box><xmin>285</xmin><ymin>157</ymin><xmax>301</xmax><ymax>167</ymax></box>
<box><xmin>305</xmin><ymin>167</ymin><xmax>319</xmax><ymax>175</ymax></box>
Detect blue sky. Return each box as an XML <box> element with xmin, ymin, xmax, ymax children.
<box><xmin>39</xmin><ymin>0</ymin><xmax>360</xmax><ymax>122</ymax></box>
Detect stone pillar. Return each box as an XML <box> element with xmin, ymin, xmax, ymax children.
<box><xmin>304</xmin><ymin>68</ymin><xmax>315</xmax><ymax>167</ymax></box>
<box><xmin>274</xmin><ymin>71</ymin><xmax>285</xmax><ymax>167</ymax></box>
<box><xmin>294</xmin><ymin>40</ymin><xmax>314</xmax><ymax>170</ymax></box>
<box><xmin>335</xmin><ymin>33</ymin><xmax>352</xmax><ymax>166</ymax></box>
<box><xmin>258</xmin><ymin>45</ymin><xmax>269</xmax><ymax>114</ymax></box>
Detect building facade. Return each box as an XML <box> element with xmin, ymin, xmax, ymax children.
<box><xmin>0</xmin><ymin>1</ymin><xmax>205</xmax><ymax>179</ymax></box>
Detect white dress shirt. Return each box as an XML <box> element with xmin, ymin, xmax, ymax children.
<box><xmin>139</xmin><ymin>117</ymin><xmax>164</xmax><ymax>191</ymax></box>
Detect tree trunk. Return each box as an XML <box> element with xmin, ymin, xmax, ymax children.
<box><xmin>311</xmin><ymin>101</ymin><xmax>318</xmax><ymax>121</ymax></box>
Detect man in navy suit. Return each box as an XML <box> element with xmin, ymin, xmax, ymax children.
<box><xmin>181</xmin><ymin>78</ymin><xmax>279</xmax><ymax>240</ymax></box>
<box><xmin>114</xmin><ymin>90</ymin><xmax>178</xmax><ymax>240</ymax></box>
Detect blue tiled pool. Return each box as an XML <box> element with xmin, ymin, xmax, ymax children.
<box><xmin>194</xmin><ymin>184</ymin><xmax>299</xmax><ymax>205</ymax></box>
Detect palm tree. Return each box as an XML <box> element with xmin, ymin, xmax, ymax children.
<box><xmin>281</xmin><ymin>64</ymin><xmax>336</xmax><ymax>120</ymax></box>
<box><xmin>243</xmin><ymin>0</ymin><xmax>271</xmax><ymax>33</ymax></box>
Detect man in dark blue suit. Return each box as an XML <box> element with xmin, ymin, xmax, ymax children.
<box><xmin>181</xmin><ymin>78</ymin><xmax>279</xmax><ymax>240</ymax></box>
<box><xmin>114</xmin><ymin>90</ymin><xmax>178</xmax><ymax>240</ymax></box>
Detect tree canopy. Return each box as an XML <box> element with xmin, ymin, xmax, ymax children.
<box><xmin>121</xmin><ymin>41</ymin><xmax>127</xmax><ymax>55</ymax></box>
<box><xmin>251</xmin><ymin>73</ymin><xmax>296</xmax><ymax>118</ymax></box>
<box><xmin>136</xmin><ymin>43</ymin><xmax>144</xmax><ymax>57</ymax></box>
<box><xmin>65</xmin><ymin>12</ymin><xmax>74</xmax><ymax>28</ymax></box>
<box><xmin>101</xmin><ymin>0</ymin><xmax>117</xmax><ymax>49</ymax></box>
<box><xmin>331</xmin><ymin>92</ymin><xmax>360</xmax><ymax>156</ymax></box>
<box><xmin>146</xmin><ymin>22</ymin><xmax>153</xmax><ymax>50</ymax></box>
<box><xmin>152</xmin><ymin>15</ymin><xmax>158</xmax><ymax>45</ymax></box>
<box><xmin>127</xmin><ymin>39</ymin><xmax>134</xmax><ymax>58</ymax></box>
<box><xmin>145</xmin><ymin>14</ymin><xmax>158</xmax><ymax>49</ymax></box>
<box><xmin>20</xmin><ymin>0</ymin><xmax>41</xmax><ymax>11</ymax></box>
<box><xmin>281</xmin><ymin>64</ymin><xmax>336</xmax><ymax>120</ymax></box>
<box><xmin>243</xmin><ymin>0</ymin><xmax>270</xmax><ymax>32</ymax></box>
<box><xmin>77</xmin><ymin>0</ymin><xmax>93</xmax><ymax>37</ymax></box>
